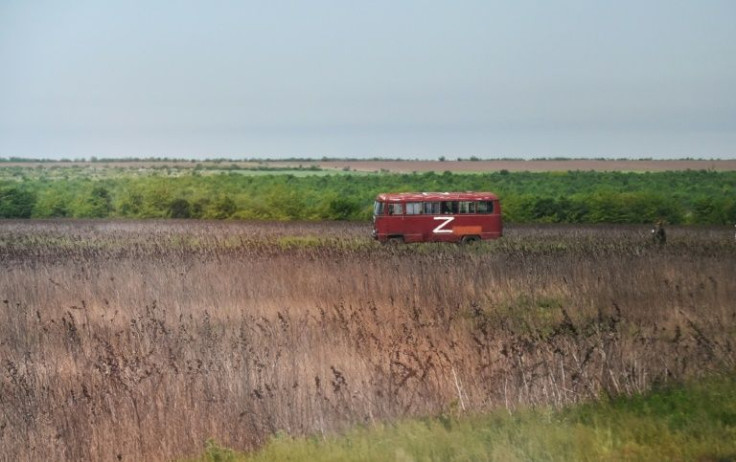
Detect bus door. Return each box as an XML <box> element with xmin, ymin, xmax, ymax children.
<box><xmin>419</xmin><ymin>201</ymin><xmax>441</xmax><ymax>241</ymax></box>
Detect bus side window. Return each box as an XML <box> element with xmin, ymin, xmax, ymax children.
<box><xmin>406</xmin><ymin>202</ymin><xmax>422</xmax><ymax>214</ymax></box>
<box><xmin>477</xmin><ymin>201</ymin><xmax>494</xmax><ymax>213</ymax></box>
<box><xmin>423</xmin><ymin>202</ymin><xmax>440</xmax><ymax>214</ymax></box>
<box><xmin>459</xmin><ymin>201</ymin><xmax>474</xmax><ymax>214</ymax></box>
<box><xmin>441</xmin><ymin>201</ymin><xmax>458</xmax><ymax>214</ymax></box>
<box><xmin>388</xmin><ymin>203</ymin><xmax>403</xmax><ymax>215</ymax></box>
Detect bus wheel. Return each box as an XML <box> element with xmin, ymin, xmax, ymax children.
<box><xmin>386</xmin><ymin>236</ymin><xmax>404</xmax><ymax>245</ymax></box>
<box><xmin>461</xmin><ymin>235</ymin><xmax>480</xmax><ymax>245</ymax></box>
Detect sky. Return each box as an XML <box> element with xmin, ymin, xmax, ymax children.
<box><xmin>1</xmin><ymin>0</ymin><xmax>735</xmax><ymax>160</ymax></box>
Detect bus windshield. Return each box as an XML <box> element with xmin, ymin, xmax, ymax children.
<box><xmin>373</xmin><ymin>201</ymin><xmax>385</xmax><ymax>216</ymax></box>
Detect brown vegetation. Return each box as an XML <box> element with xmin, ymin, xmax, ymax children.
<box><xmin>1</xmin><ymin>220</ymin><xmax>734</xmax><ymax>461</ymax></box>
<box><xmin>298</xmin><ymin>159</ymin><xmax>736</xmax><ymax>173</ymax></box>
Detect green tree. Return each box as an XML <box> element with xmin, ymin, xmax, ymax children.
<box><xmin>73</xmin><ymin>185</ymin><xmax>113</xmax><ymax>218</ymax></box>
<box><xmin>116</xmin><ymin>191</ymin><xmax>144</xmax><ymax>217</ymax></box>
<box><xmin>326</xmin><ymin>197</ymin><xmax>361</xmax><ymax>220</ymax></box>
<box><xmin>33</xmin><ymin>186</ymin><xmax>72</xmax><ymax>217</ymax></box>
<box><xmin>206</xmin><ymin>195</ymin><xmax>236</xmax><ymax>219</ymax></box>
<box><xmin>690</xmin><ymin>196</ymin><xmax>730</xmax><ymax>224</ymax></box>
<box><xmin>0</xmin><ymin>187</ymin><xmax>36</xmax><ymax>218</ymax></box>
<box><xmin>168</xmin><ymin>198</ymin><xmax>192</xmax><ymax>218</ymax></box>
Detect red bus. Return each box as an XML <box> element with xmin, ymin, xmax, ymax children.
<box><xmin>372</xmin><ymin>192</ymin><xmax>503</xmax><ymax>244</ymax></box>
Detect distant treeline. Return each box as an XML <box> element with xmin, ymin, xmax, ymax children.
<box><xmin>1</xmin><ymin>170</ymin><xmax>735</xmax><ymax>224</ymax></box>
<box><xmin>0</xmin><ymin>156</ymin><xmax>414</xmax><ymax>163</ymax></box>
<box><xmin>0</xmin><ymin>156</ymin><xmax>719</xmax><ymax>163</ymax></box>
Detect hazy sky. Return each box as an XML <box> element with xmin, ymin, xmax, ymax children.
<box><xmin>1</xmin><ymin>1</ymin><xmax>735</xmax><ymax>159</ymax></box>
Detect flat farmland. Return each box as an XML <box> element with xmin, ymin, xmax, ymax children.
<box><xmin>1</xmin><ymin>220</ymin><xmax>734</xmax><ymax>461</ymax></box>
<box><xmin>272</xmin><ymin>159</ymin><xmax>736</xmax><ymax>172</ymax></box>
<box><xmin>3</xmin><ymin>158</ymin><xmax>736</xmax><ymax>173</ymax></box>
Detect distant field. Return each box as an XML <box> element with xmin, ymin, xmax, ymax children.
<box><xmin>297</xmin><ymin>158</ymin><xmax>736</xmax><ymax>173</ymax></box>
<box><xmin>2</xmin><ymin>158</ymin><xmax>736</xmax><ymax>172</ymax></box>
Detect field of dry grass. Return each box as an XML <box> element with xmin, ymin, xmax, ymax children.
<box><xmin>1</xmin><ymin>220</ymin><xmax>735</xmax><ymax>461</ymax></box>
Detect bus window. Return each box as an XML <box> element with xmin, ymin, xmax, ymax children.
<box><xmin>423</xmin><ymin>202</ymin><xmax>441</xmax><ymax>214</ymax></box>
<box><xmin>458</xmin><ymin>201</ymin><xmax>475</xmax><ymax>214</ymax></box>
<box><xmin>406</xmin><ymin>202</ymin><xmax>422</xmax><ymax>214</ymax></box>
<box><xmin>373</xmin><ymin>201</ymin><xmax>385</xmax><ymax>216</ymax></box>
<box><xmin>388</xmin><ymin>203</ymin><xmax>403</xmax><ymax>215</ymax></box>
<box><xmin>477</xmin><ymin>201</ymin><xmax>494</xmax><ymax>214</ymax></box>
<box><xmin>441</xmin><ymin>201</ymin><xmax>458</xmax><ymax>214</ymax></box>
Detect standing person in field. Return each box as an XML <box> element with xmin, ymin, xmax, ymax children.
<box><xmin>652</xmin><ymin>220</ymin><xmax>666</xmax><ymax>245</ymax></box>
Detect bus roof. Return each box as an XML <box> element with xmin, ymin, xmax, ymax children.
<box><xmin>375</xmin><ymin>192</ymin><xmax>499</xmax><ymax>202</ymax></box>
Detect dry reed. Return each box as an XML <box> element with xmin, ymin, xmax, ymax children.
<box><xmin>1</xmin><ymin>220</ymin><xmax>734</xmax><ymax>461</ymax></box>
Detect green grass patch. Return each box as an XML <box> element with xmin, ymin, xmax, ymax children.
<box><xmin>190</xmin><ymin>374</ymin><xmax>736</xmax><ymax>462</ymax></box>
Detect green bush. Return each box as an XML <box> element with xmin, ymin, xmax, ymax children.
<box><xmin>0</xmin><ymin>186</ymin><xmax>36</xmax><ymax>218</ymax></box>
<box><xmin>3</xmin><ymin>167</ymin><xmax>735</xmax><ymax>224</ymax></box>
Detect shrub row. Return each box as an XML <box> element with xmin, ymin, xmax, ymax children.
<box><xmin>1</xmin><ymin>169</ymin><xmax>735</xmax><ymax>224</ymax></box>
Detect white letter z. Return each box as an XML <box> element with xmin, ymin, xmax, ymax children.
<box><xmin>433</xmin><ymin>216</ymin><xmax>454</xmax><ymax>234</ymax></box>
